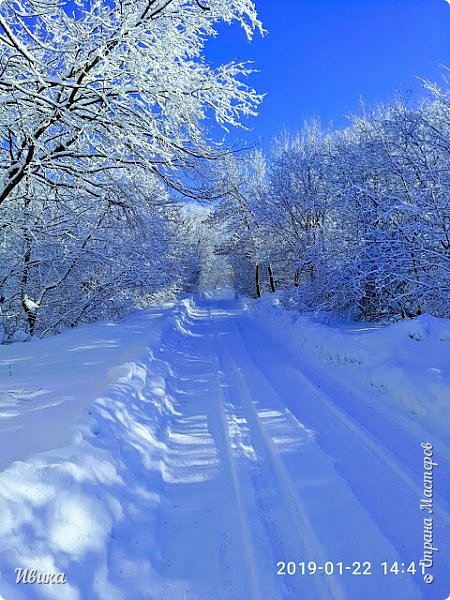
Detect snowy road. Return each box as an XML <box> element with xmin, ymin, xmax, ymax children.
<box><xmin>1</xmin><ymin>295</ymin><xmax>449</xmax><ymax>599</ymax></box>
<box><xmin>146</xmin><ymin>297</ymin><xmax>450</xmax><ymax>600</ymax></box>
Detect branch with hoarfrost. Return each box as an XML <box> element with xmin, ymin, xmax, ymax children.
<box><xmin>0</xmin><ymin>0</ymin><xmax>263</xmax><ymax>207</ymax></box>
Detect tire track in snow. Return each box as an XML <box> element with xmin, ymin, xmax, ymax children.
<box><xmin>245</xmin><ymin>312</ymin><xmax>450</xmax><ymax>506</ymax></box>
<box><xmin>106</xmin><ymin>298</ymin><xmax>441</xmax><ymax>599</ymax></box>
<box><xmin>213</xmin><ymin>318</ymin><xmax>344</xmax><ymax>600</ymax></box>
<box><xmin>238</xmin><ymin>316</ymin><xmax>450</xmax><ymax>525</ymax></box>
<box><xmin>235</xmin><ymin>315</ymin><xmax>450</xmax><ymax>599</ymax></box>
<box><xmin>147</xmin><ymin>302</ymin><xmax>267</xmax><ymax>599</ymax></box>
<box><xmin>208</xmin><ymin>331</ymin><xmax>265</xmax><ymax>600</ymax></box>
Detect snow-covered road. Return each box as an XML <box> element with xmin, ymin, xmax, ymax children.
<box><xmin>1</xmin><ymin>295</ymin><xmax>449</xmax><ymax>599</ymax></box>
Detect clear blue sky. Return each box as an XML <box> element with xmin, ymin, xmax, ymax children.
<box><xmin>206</xmin><ymin>0</ymin><xmax>450</xmax><ymax>148</ymax></box>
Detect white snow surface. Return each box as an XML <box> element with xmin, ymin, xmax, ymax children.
<box><xmin>0</xmin><ymin>294</ymin><xmax>449</xmax><ymax>599</ymax></box>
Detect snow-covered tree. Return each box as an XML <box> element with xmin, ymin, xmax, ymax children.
<box><xmin>329</xmin><ymin>91</ymin><xmax>450</xmax><ymax>319</ymax></box>
<box><xmin>0</xmin><ymin>171</ymin><xmax>178</xmax><ymax>338</ymax></box>
<box><xmin>227</xmin><ymin>84</ymin><xmax>449</xmax><ymax>321</ymax></box>
<box><xmin>265</xmin><ymin>124</ymin><xmax>333</xmax><ymax>295</ymax></box>
<box><xmin>0</xmin><ymin>0</ymin><xmax>263</xmax><ymax>208</ymax></box>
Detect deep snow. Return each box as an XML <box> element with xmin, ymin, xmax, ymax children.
<box><xmin>0</xmin><ymin>292</ymin><xmax>449</xmax><ymax>599</ymax></box>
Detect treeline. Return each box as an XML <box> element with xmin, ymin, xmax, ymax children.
<box><xmin>212</xmin><ymin>82</ymin><xmax>450</xmax><ymax>321</ymax></box>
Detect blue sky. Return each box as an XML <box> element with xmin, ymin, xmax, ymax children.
<box><xmin>206</xmin><ymin>0</ymin><xmax>450</xmax><ymax>148</ymax></box>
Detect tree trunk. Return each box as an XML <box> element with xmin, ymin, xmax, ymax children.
<box><xmin>22</xmin><ymin>299</ymin><xmax>37</xmax><ymax>337</ymax></box>
<box><xmin>20</xmin><ymin>205</ymin><xmax>36</xmax><ymax>336</ymax></box>
<box><xmin>268</xmin><ymin>264</ymin><xmax>276</xmax><ymax>292</ymax></box>
<box><xmin>294</xmin><ymin>269</ymin><xmax>300</xmax><ymax>287</ymax></box>
<box><xmin>255</xmin><ymin>263</ymin><xmax>261</xmax><ymax>298</ymax></box>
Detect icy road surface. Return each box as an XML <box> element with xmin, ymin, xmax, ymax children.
<box><xmin>0</xmin><ymin>294</ymin><xmax>449</xmax><ymax>599</ymax></box>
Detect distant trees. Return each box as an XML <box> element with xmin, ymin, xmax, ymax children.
<box><xmin>215</xmin><ymin>84</ymin><xmax>450</xmax><ymax>320</ymax></box>
<box><xmin>265</xmin><ymin>123</ymin><xmax>333</xmax><ymax>297</ymax></box>
<box><xmin>208</xmin><ymin>150</ymin><xmax>273</xmax><ymax>297</ymax></box>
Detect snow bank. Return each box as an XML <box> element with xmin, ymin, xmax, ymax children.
<box><xmin>0</xmin><ymin>299</ymin><xmax>221</xmax><ymax>599</ymax></box>
<box><xmin>0</xmin><ymin>361</ymin><xmax>167</xmax><ymax>599</ymax></box>
<box><xmin>0</xmin><ymin>307</ymin><xmax>169</xmax><ymax>473</ymax></box>
<box><xmin>0</xmin><ymin>308</ymin><xmax>183</xmax><ymax>599</ymax></box>
<box><xmin>251</xmin><ymin>293</ymin><xmax>450</xmax><ymax>433</ymax></box>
